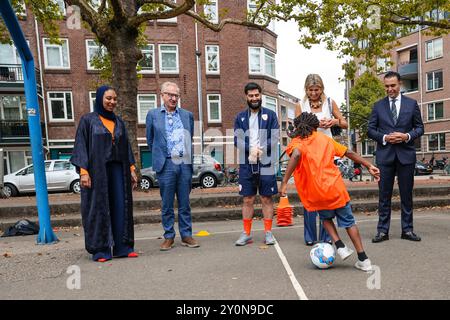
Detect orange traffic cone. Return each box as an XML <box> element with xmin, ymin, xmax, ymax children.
<box><xmin>276</xmin><ymin>196</ymin><xmax>294</xmax><ymax>227</ymax></box>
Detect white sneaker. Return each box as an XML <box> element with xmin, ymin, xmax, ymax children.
<box><xmin>336</xmin><ymin>246</ymin><xmax>354</xmax><ymax>260</ymax></box>
<box><xmin>355</xmin><ymin>259</ymin><xmax>373</xmax><ymax>272</ymax></box>
<box><xmin>235</xmin><ymin>232</ymin><xmax>252</xmax><ymax>246</ymax></box>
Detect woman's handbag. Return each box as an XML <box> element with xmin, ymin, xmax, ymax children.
<box><xmin>327</xmin><ymin>97</ymin><xmax>342</xmax><ymax>136</ymax></box>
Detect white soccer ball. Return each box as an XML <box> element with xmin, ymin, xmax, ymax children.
<box><xmin>310</xmin><ymin>243</ymin><xmax>336</xmax><ymax>269</ymax></box>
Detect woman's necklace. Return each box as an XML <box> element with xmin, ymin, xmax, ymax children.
<box><xmin>309</xmin><ymin>98</ymin><xmax>322</xmax><ymax>110</ymax></box>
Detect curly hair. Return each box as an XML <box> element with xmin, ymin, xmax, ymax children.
<box><xmin>290</xmin><ymin>112</ymin><xmax>320</xmax><ymax>139</ymax></box>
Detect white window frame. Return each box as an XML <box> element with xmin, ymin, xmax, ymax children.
<box><xmin>89</xmin><ymin>91</ymin><xmax>96</xmax><ymax>112</ymax></box>
<box><xmin>138</xmin><ymin>44</ymin><xmax>155</xmax><ymax>73</ymax></box>
<box><xmin>137</xmin><ymin>94</ymin><xmax>158</xmax><ymax>124</ymax></box>
<box><xmin>43</xmin><ymin>38</ymin><xmax>70</xmax><ymax>70</ymax></box>
<box><xmin>204</xmin><ymin>0</ymin><xmax>218</xmax><ymax>24</ymax></box>
<box><xmin>205</xmin><ymin>45</ymin><xmax>220</xmax><ymax>74</ymax></box>
<box><xmin>248</xmin><ymin>47</ymin><xmax>276</xmax><ymax>79</ymax></box>
<box><xmin>86</xmin><ymin>39</ymin><xmax>106</xmax><ymax>70</ymax></box>
<box><xmin>47</xmin><ymin>91</ymin><xmax>74</xmax><ymax>122</ymax></box>
<box><xmin>0</xmin><ymin>43</ymin><xmax>21</xmax><ymax>65</ymax></box>
<box><xmin>426</xmin><ymin>70</ymin><xmax>443</xmax><ymax>91</ymax></box>
<box><xmin>262</xmin><ymin>95</ymin><xmax>278</xmax><ymax>116</ymax></box>
<box><xmin>54</xmin><ymin>0</ymin><xmax>66</xmax><ymax>15</ymax></box>
<box><xmin>376</xmin><ymin>57</ymin><xmax>390</xmax><ymax>74</ymax></box>
<box><xmin>207</xmin><ymin>94</ymin><xmax>222</xmax><ymax>123</ymax></box>
<box><xmin>157</xmin><ymin>0</ymin><xmax>177</xmax><ymax>23</ymax></box>
<box><xmin>428</xmin><ymin>133</ymin><xmax>446</xmax><ymax>151</ymax></box>
<box><xmin>159</xmin><ymin>44</ymin><xmax>179</xmax><ymax>74</ymax></box>
<box><xmin>362</xmin><ymin>140</ymin><xmax>376</xmax><ymax>156</ymax></box>
<box><xmin>425</xmin><ymin>38</ymin><xmax>443</xmax><ymax>61</ymax></box>
<box><xmin>0</xmin><ymin>95</ymin><xmax>26</xmax><ymax>120</ymax></box>
<box><xmin>427</xmin><ymin>101</ymin><xmax>444</xmax><ymax>121</ymax></box>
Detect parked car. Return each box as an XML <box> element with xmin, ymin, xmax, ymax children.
<box><xmin>140</xmin><ymin>155</ymin><xmax>224</xmax><ymax>189</ymax></box>
<box><xmin>2</xmin><ymin>160</ymin><xmax>80</xmax><ymax>197</ymax></box>
<box><xmin>415</xmin><ymin>161</ymin><xmax>433</xmax><ymax>175</ymax></box>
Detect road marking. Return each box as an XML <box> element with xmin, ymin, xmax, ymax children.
<box><xmin>273</xmin><ymin>237</ymin><xmax>309</xmax><ymax>300</ymax></box>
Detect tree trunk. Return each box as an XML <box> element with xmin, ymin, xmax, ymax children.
<box><xmin>107</xmin><ymin>27</ymin><xmax>142</xmax><ymax>174</ymax></box>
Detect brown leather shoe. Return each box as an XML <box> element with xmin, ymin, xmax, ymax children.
<box><xmin>181</xmin><ymin>237</ymin><xmax>200</xmax><ymax>248</ymax></box>
<box><xmin>160</xmin><ymin>238</ymin><xmax>175</xmax><ymax>251</ymax></box>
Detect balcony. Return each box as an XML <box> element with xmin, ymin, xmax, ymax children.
<box><xmin>398</xmin><ymin>61</ymin><xmax>418</xmax><ymax>80</ymax></box>
<box><xmin>0</xmin><ymin>64</ymin><xmax>42</xmax><ymax>94</ymax></box>
<box><xmin>0</xmin><ymin>120</ymin><xmax>45</xmax><ymax>144</ymax></box>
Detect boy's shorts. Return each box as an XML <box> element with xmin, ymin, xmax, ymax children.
<box><xmin>238</xmin><ymin>165</ymin><xmax>278</xmax><ymax>197</ymax></box>
<box><xmin>316</xmin><ymin>202</ymin><xmax>356</xmax><ymax>228</ymax></box>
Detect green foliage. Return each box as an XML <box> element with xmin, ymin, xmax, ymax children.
<box><xmin>349</xmin><ymin>71</ymin><xmax>385</xmax><ymax>140</ymax></box>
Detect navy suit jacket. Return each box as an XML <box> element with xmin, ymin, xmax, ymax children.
<box><xmin>146</xmin><ymin>107</ymin><xmax>194</xmax><ymax>173</ymax></box>
<box><xmin>234</xmin><ymin>107</ymin><xmax>279</xmax><ymax>166</ymax></box>
<box><xmin>368</xmin><ymin>95</ymin><xmax>424</xmax><ymax>165</ymax></box>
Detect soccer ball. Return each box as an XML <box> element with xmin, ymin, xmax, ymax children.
<box><xmin>310</xmin><ymin>243</ymin><xmax>336</xmax><ymax>269</ymax></box>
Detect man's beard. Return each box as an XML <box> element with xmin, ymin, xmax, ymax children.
<box><xmin>247</xmin><ymin>100</ymin><xmax>262</xmax><ymax>110</ymax></box>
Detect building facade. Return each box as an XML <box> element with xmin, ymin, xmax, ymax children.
<box><xmin>0</xmin><ymin>0</ymin><xmax>283</xmax><ymax>174</ymax></box>
<box><xmin>353</xmin><ymin>26</ymin><xmax>449</xmax><ymax>163</ymax></box>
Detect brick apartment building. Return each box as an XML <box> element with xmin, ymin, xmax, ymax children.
<box><xmin>352</xmin><ymin>23</ymin><xmax>449</xmax><ymax>164</ymax></box>
<box><xmin>0</xmin><ymin>0</ymin><xmax>288</xmax><ymax>174</ymax></box>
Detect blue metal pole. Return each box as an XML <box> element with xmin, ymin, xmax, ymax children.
<box><xmin>0</xmin><ymin>1</ymin><xmax>58</xmax><ymax>244</ymax></box>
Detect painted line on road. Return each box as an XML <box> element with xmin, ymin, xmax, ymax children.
<box><xmin>273</xmin><ymin>237</ymin><xmax>309</xmax><ymax>300</ymax></box>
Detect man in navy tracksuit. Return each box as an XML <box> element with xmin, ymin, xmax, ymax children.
<box><xmin>234</xmin><ymin>82</ymin><xmax>280</xmax><ymax>246</ymax></box>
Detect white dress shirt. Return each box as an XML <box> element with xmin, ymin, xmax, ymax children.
<box><xmin>382</xmin><ymin>94</ymin><xmax>410</xmax><ymax>145</ymax></box>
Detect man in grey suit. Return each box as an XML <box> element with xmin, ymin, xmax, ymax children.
<box><xmin>368</xmin><ymin>71</ymin><xmax>424</xmax><ymax>243</ymax></box>
<box><xmin>146</xmin><ymin>82</ymin><xmax>199</xmax><ymax>251</ymax></box>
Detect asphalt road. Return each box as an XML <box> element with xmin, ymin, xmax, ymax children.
<box><xmin>0</xmin><ymin>208</ymin><xmax>449</xmax><ymax>300</ymax></box>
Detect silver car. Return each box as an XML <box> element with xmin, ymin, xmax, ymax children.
<box><xmin>140</xmin><ymin>155</ymin><xmax>224</xmax><ymax>189</ymax></box>
<box><xmin>2</xmin><ymin>160</ymin><xmax>80</xmax><ymax>197</ymax></box>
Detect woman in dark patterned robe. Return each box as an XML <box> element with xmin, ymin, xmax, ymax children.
<box><xmin>71</xmin><ymin>86</ymin><xmax>138</xmax><ymax>262</ymax></box>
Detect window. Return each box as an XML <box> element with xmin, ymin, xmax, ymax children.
<box><xmin>0</xmin><ymin>96</ymin><xmax>26</xmax><ymax>120</ymax></box>
<box><xmin>427</xmin><ymin>102</ymin><xmax>444</xmax><ymax>121</ymax></box>
<box><xmin>358</xmin><ymin>63</ymin><xmax>367</xmax><ymax>76</ymax></box>
<box><xmin>0</xmin><ymin>43</ymin><xmax>21</xmax><ymax>64</ymax></box>
<box><xmin>157</xmin><ymin>0</ymin><xmax>177</xmax><ymax>23</ymax></box>
<box><xmin>137</xmin><ymin>94</ymin><xmax>157</xmax><ymax>123</ymax></box>
<box><xmin>207</xmin><ymin>94</ymin><xmax>221</xmax><ymax>123</ymax></box>
<box><xmin>426</xmin><ymin>70</ymin><xmax>443</xmax><ymax>91</ymax></box>
<box><xmin>249</xmin><ymin>47</ymin><xmax>276</xmax><ymax>78</ymax></box>
<box><xmin>86</xmin><ymin>40</ymin><xmax>106</xmax><ymax>70</ymax></box>
<box><xmin>362</xmin><ymin>140</ymin><xmax>376</xmax><ymax>156</ymax></box>
<box><xmin>204</xmin><ymin>0</ymin><xmax>218</xmax><ymax>23</ymax></box>
<box><xmin>376</xmin><ymin>57</ymin><xmax>390</xmax><ymax>73</ymax></box>
<box><xmin>48</xmin><ymin>92</ymin><xmax>73</xmax><ymax>121</ymax></box>
<box><xmin>281</xmin><ymin>106</ymin><xmax>287</xmax><ymax>118</ymax></box>
<box><xmin>205</xmin><ymin>45</ymin><xmax>220</xmax><ymax>74</ymax></box>
<box><xmin>138</xmin><ymin>44</ymin><xmax>155</xmax><ymax>73</ymax></box>
<box><xmin>54</xmin><ymin>0</ymin><xmax>66</xmax><ymax>15</ymax></box>
<box><xmin>53</xmin><ymin>161</ymin><xmax>71</xmax><ymax>171</ymax></box>
<box><xmin>263</xmin><ymin>95</ymin><xmax>277</xmax><ymax>115</ymax></box>
<box><xmin>247</xmin><ymin>1</ymin><xmax>275</xmax><ymax>32</ymax></box>
<box><xmin>282</xmin><ymin>137</ymin><xmax>288</xmax><ymax>146</ymax></box>
<box><xmin>43</xmin><ymin>38</ymin><xmax>70</xmax><ymax>69</ymax></box>
<box><xmin>7</xmin><ymin>150</ymin><xmax>32</xmax><ymax>174</ymax></box>
<box><xmin>89</xmin><ymin>91</ymin><xmax>96</xmax><ymax>112</ymax></box>
<box><xmin>426</xmin><ymin>38</ymin><xmax>443</xmax><ymax>60</ymax></box>
<box><xmin>428</xmin><ymin>133</ymin><xmax>446</xmax><ymax>151</ymax></box>
<box><xmin>159</xmin><ymin>44</ymin><xmax>179</xmax><ymax>73</ymax></box>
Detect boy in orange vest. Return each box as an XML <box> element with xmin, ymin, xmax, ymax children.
<box><xmin>280</xmin><ymin>112</ymin><xmax>380</xmax><ymax>271</ymax></box>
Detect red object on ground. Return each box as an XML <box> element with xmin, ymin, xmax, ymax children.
<box><xmin>276</xmin><ymin>196</ymin><xmax>294</xmax><ymax>227</ymax></box>
<box><xmin>128</xmin><ymin>252</ymin><xmax>139</xmax><ymax>258</ymax></box>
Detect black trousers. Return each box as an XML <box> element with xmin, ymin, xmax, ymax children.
<box><xmin>377</xmin><ymin>159</ymin><xmax>415</xmax><ymax>233</ymax></box>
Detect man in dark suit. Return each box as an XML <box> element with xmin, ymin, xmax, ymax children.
<box><xmin>368</xmin><ymin>71</ymin><xmax>424</xmax><ymax>243</ymax></box>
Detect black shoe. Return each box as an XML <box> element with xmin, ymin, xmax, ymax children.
<box><xmin>305</xmin><ymin>241</ymin><xmax>314</xmax><ymax>246</ymax></box>
<box><xmin>372</xmin><ymin>232</ymin><xmax>389</xmax><ymax>243</ymax></box>
<box><xmin>401</xmin><ymin>231</ymin><xmax>421</xmax><ymax>242</ymax></box>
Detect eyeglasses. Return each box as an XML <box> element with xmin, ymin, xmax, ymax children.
<box><xmin>163</xmin><ymin>92</ymin><xmax>180</xmax><ymax>99</ymax></box>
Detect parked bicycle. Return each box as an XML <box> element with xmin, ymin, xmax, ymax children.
<box><xmin>222</xmin><ymin>167</ymin><xmax>239</xmax><ymax>186</ymax></box>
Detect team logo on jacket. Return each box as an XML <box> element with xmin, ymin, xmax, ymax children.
<box><xmin>262</xmin><ymin>114</ymin><xmax>268</xmax><ymax>121</ymax></box>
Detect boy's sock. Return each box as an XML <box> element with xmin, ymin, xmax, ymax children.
<box><xmin>243</xmin><ymin>218</ymin><xmax>253</xmax><ymax>236</ymax></box>
<box><xmin>334</xmin><ymin>239</ymin><xmax>345</xmax><ymax>249</ymax></box>
<box><xmin>357</xmin><ymin>251</ymin><xmax>368</xmax><ymax>261</ymax></box>
<box><xmin>263</xmin><ymin>219</ymin><xmax>273</xmax><ymax>233</ymax></box>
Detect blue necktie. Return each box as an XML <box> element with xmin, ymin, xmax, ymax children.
<box><xmin>391</xmin><ymin>99</ymin><xmax>397</xmax><ymax>124</ymax></box>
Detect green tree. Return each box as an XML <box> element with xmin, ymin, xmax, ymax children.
<box><xmin>2</xmin><ymin>0</ymin><xmax>271</xmax><ymax>170</ymax></box>
<box><xmin>348</xmin><ymin>71</ymin><xmax>385</xmax><ymax>141</ymax></box>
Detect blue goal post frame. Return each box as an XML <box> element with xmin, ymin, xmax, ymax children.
<box><xmin>0</xmin><ymin>1</ymin><xmax>58</xmax><ymax>244</ymax></box>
